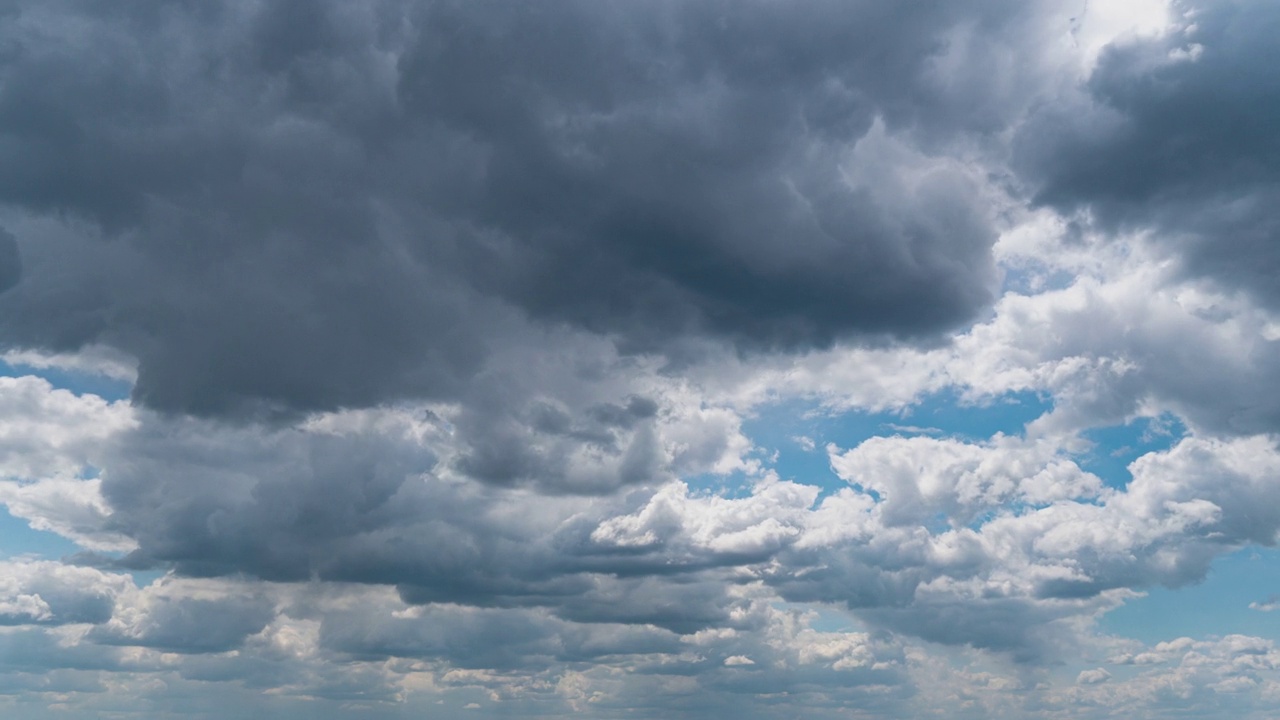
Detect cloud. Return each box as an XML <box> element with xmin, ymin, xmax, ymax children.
<box><xmin>2</xmin><ymin>0</ymin><xmax>1280</xmax><ymax>717</ymax></box>
<box><xmin>1083</xmin><ymin>635</ymin><xmax>1280</xmax><ymax>715</ymax></box>
<box><xmin>752</xmin><ymin>432</ymin><xmax>1280</xmax><ymax>660</ymax></box>
<box><xmin>59</xmin><ymin>382</ymin><xmax>1278</xmax><ymax>665</ymax></box>
<box><xmin>0</xmin><ymin>375</ymin><xmax>138</xmax><ymax>550</ymax></box>
<box><xmin>749</xmin><ymin>230</ymin><xmax>1280</xmax><ymax>437</ymax></box>
<box><xmin>1076</xmin><ymin>667</ymin><xmax>1111</xmax><ymax>685</ymax></box>
<box><xmin>0</xmin><ymin>560</ymin><xmax>124</xmax><ymax>626</ymax></box>
<box><xmin>1</xmin><ymin>346</ymin><xmax>138</xmax><ymax>384</ymax></box>
<box><xmin>1249</xmin><ymin>596</ymin><xmax>1280</xmax><ymax>612</ymax></box>
<box><xmin>1016</xmin><ymin>0</ymin><xmax>1280</xmax><ymax>311</ymax></box>
<box><xmin>0</xmin><ymin>477</ymin><xmax>136</xmax><ymax>552</ymax></box>
<box><xmin>0</xmin><ymin>0</ymin><xmax>1049</xmax><ymax>419</ymax></box>
<box><xmin>0</xmin><ymin>226</ymin><xmax>19</xmax><ymax>294</ymax></box>
<box><xmin>827</xmin><ymin>434</ymin><xmax>1103</xmax><ymax>527</ymax></box>
<box><xmin>0</xmin><ymin>375</ymin><xmax>135</xmax><ymax>480</ymax></box>
<box><xmin>89</xmin><ymin>581</ymin><xmax>277</xmax><ymax>654</ymax></box>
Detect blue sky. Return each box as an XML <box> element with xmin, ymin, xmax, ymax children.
<box><xmin>2</xmin><ymin>1</ymin><xmax>1280</xmax><ymax>718</ymax></box>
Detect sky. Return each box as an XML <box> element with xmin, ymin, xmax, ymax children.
<box><xmin>1</xmin><ymin>0</ymin><xmax>1279</xmax><ymax>717</ymax></box>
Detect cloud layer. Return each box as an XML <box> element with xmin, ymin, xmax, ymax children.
<box><xmin>1</xmin><ymin>0</ymin><xmax>1279</xmax><ymax>718</ymax></box>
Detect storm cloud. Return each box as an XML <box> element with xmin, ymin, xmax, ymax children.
<box><xmin>0</xmin><ymin>0</ymin><xmax>1022</xmax><ymax>418</ymax></box>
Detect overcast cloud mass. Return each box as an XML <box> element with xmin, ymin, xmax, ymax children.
<box><xmin>1</xmin><ymin>0</ymin><xmax>1279</xmax><ymax>717</ymax></box>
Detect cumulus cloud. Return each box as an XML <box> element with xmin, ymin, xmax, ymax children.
<box><xmin>1076</xmin><ymin>667</ymin><xmax>1111</xmax><ymax>685</ymax></box>
<box><xmin>89</xmin><ymin>580</ymin><xmax>277</xmax><ymax>654</ymax></box>
<box><xmin>828</xmin><ymin>434</ymin><xmax>1103</xmax><ymax>527</ymax></box>
<box><xmin>0</xmin><ymin>477</ymin><xmax>135</xmax><ymax>552</ymax></box>
<box><xmin>0</xmin><ymin>375</ymin><xmax>136</xmax><ymax>550</ymax></box>
<box><xmin>1017</xmin><ymin>0</ymin><xmax>1280</xmax><ymax>311</ymax></box>
<box><xmin>0</xmin><ymin>560</ymin><xmax>124</xmax><ymax>626</ymax></box>
<box><xmin>0</xmin><ymin>375</ymin><xmax>134</xmax><ymax>480</ymax></box>
<box><xmin>737</xmin><ymin>226</ymin><xmax>1280</xmax><ymax>438</ymax></box>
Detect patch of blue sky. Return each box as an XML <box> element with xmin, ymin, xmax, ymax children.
<box><xmin>0</xmin><ymin>509</ymin><xmax>166</xmax><ymax>587</ymax></box>
<box><xmin>0</xmin><ymin>508</ymin><xmax>82</xmax><ymax>560</ymax></box>
<box><xmin>1000</xmin><ymin>262</ymin><xmax>1079</xmax><ymax>296</ymax></box>
<box><xmin>734</xmin><ymin>398</ymin><xmax>854</xmax><ymax>495</ymax></box>
<box><xmin>1100</xmin><ymin>546</ymin><xmax>1280</xmax><ymax>644</ymax></box>
<box><xmin>681</xmin><ymin>467</ymin><xmax>766</xmax><ymax>499</ymax></box>
<box><xmin>900</xmin><ymin>388</ymin><xmax>1052</xmax><ymax>442</ymax></box>
<box><xmin>127</xmin><ymin>568</ymin><xmax>169</xmax><ymax>587</ymax></box>
<box><xmin>732</xmin><ymin>389</ymin><xmax>1053</xmax><ymax>500</ymax></box>
<box><xmin>0</xmin><ymin>357</ymin><xmax>133</xmax><ymax>402</ymax></box>
<box><xmin>772</xmin><ymin>601</ymin><xmax>862</xmax><ymax>634</ymax></box>
<box><xmin>1074</xmin><ymin>413</ymin><xmax>1187</xmax><ymax>490</ymax></box>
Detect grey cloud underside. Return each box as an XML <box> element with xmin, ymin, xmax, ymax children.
<box><xmin>89</xmin><ymin>594</ymin><xmax>277</xmax><ymax>654</ymax></box>
<box><xmin>0</xmin><ymin>0</ymin><xmax>1009</xmax><ymax>417</ymax></box>
<box><xmin>95</xmin><ymin>413</ymin><xmax>745</xmax><ymax>634</ymax></box>
<box><xmin>81</xmin><ymin>401</ymin><xmax>1280</xmax><ymax>664</ymax></box>
<box><xmin>0</xmin><ymin>226</ymin><xmax>19</xmax><ymax>294</ymax></box>
<box><xmin>1018</xmin><ymin>0</ymin><xmax>1280</xmax><ymax>309</ymax></box>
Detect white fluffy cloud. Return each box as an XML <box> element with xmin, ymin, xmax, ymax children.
<box><xmin>0</xmin><ymin>375</ymin><xmax>134</xmax><ymax>480</ymax></box>
<box><xmin>0</xmin><ymin>375</ymin><xmax>136</xmax><ymax>551</ymax></box>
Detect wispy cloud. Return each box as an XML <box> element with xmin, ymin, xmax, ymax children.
<box><xmin>1249</xmin><ymin>596</ymin><xmax>1280</xmax><ymax>612</ymax></box>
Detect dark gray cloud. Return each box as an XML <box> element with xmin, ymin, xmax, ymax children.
<box><xmin>95</xmin><ymin>409</ymin><xmax>740</xmax><ymax>630</ymax></box>
<box><xmin>394</xmin><ymin>0</ymin><xmax>1001</xmax><ymax>343</ymax></box>
<box><xmin>0</xmin><ymin>226</ymin><xmax>19</xmax><ymax>294</ymax></box>
<box><xmin>0</xmin><ymin>0</ymin><xmax>1014</xmax><ymax>418</ymax></box>
<box><xmin>1016</xmin><ymin>0</ymin><xmax>1280</xmax><ymax>308</ymax></box>
<box><xmin>89</xmin><ymin>593</ymin><xmax>276</xmax><ymax>654</ymax></box>
<box><xmin>319</xmin><ymin>604</ymin><xmax>684</xmax><ymax>669</ymax></box>
<box><xmin>0</xmin><ymin>627</ymin><xmax>123</xmax><ymax>675</ymax></box>
<box><xmin>101</xmin><ymin>413</ymin><xmax>454</xmax><ymax>581</ymax></box>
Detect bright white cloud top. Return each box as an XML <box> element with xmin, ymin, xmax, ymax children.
<box><xmin>1</xmin><ymin>1</ymin><xmax>1279</xmax><ymax>718</ymax></box>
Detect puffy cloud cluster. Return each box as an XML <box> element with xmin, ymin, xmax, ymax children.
<box><xmin>1064</xmin><ymin>635</ymin><xmax>1280</xmax><ymax>715</ymax></box>
<box><xmin>11</xmin><ymin>331</ymin><xmax>1276</xmax><ymax>712</ymax></box>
